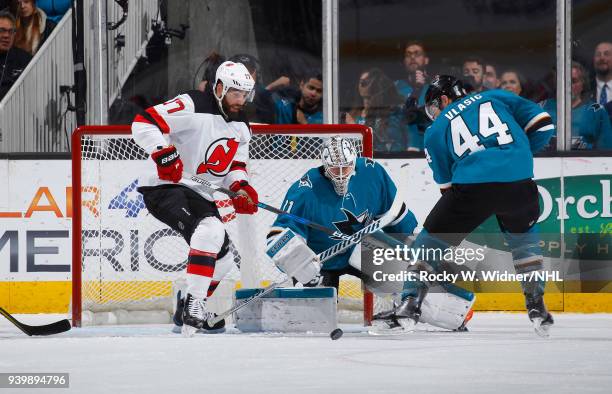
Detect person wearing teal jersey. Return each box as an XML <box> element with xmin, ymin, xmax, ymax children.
<box><xmin>394</xmin><ymin>41</ymin><xmax>431</xmax><ymax>150</ymax></box>
<box><xmin>540</xmin><ymin>61</ymin><xmax>612</xmax><ymax>150</ymax></box>
<box><xmin>273</xmin><ymin>70</ymin><xmax>323</xmax><ymax>124</ymax></box>
<box><xmin>346</xmin><ymin>68</ymin><xmax>407</xmax><ymax>152</ymax></box>
<box><xmin>375</xmin><ymin>75</ymin><xmax>556</xmax><ymax>337</ymax></box>
<box><xmin>269</xmin><ymin>137</ymin><xmax>417</xmax><ymax>288</ymax></box>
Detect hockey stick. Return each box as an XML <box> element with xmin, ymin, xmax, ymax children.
<box><xmin>0</xmin><ymin>307</ymin><xmax>71</xmax><ymax>336</ymax></box>
<box><xmin>187</xmin><ymin>173</ymin><xmax>356</xmax><ymax>242</ymax></box>
<box><xmin>207</xmin><ymin>197</ymin><xmax>404</xmax><ymax>326</ymax></box>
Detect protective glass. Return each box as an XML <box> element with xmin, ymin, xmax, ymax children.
<box><xmin>424</xmin><ymin>99</ymin><xmax>441</xmax><ymax>121</ymax></box>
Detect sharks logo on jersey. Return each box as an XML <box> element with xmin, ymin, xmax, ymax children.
<box><xmin>332</xmin><ymin>208</ymin><xmax>371</xmax><ymax>238</ymax></box>
<box><xmin>271</xmin><ymin>157</ymin><xmax>418</xmax><ymax>270</ymax></box>
<box><xmin>298</xmin><ymin>173</ymin><xmax>313</xmax><ymax>188</ymax></box>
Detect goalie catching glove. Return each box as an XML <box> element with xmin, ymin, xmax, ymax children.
<box><xmin>266</xmin><ymin>228</ymin><xmax>321</xmax><ymax>284</ymax></box>
<box><xmin>230</xmin><ymin>181</ymin><xmax>259</xmax><ymax>214</ymax></box>
<box><xmin>151</xmin><ymin>145</ymin><xmax>183</xmax><ymax>183</ymax></box>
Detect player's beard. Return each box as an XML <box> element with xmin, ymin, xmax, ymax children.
<box><xmin>223</xmin><ymin>101</ymin><xmax>245</xmax><ymax>119</ymax></box>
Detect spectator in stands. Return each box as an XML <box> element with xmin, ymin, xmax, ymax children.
<box><xmin>273</xmin><ymin>69</ymin><xmax>322</xmax><ymax>124</ymax></box>
<box><xmin>345</xmin><ymin>68</ymin><xmax>407</xmax><ymax>152</ymax></box>
<box><xmin>197</xmin><ymin>51</ymin><xmax>225</xmax><ymax>93</ymax></box>
<box><xmin>228</xmin><ymin>53</ymin><xmax>275</xmax><ymax>124</ymax></box>
<box><xmin>14</xmin><ymin>0</ymin><xmax>56</xmax><ymax>55</ymax></box>
<box><xmin>540</xmin><ymin>61</ymin><xmax>612</xmax><ymax>150</ymax></box>
<box><xmin>36</xmin><ymin>0</ymin><xmax>70</xmax><ymax>24</ymax></box>
<box><xmin>266</xmin><ymin>74</ymin><xmax>291</xmax><ymax>93</ymax></box>
<box><xmin>0</xmin><ymin>0</ymin><xmax>18</xmax><ymax>16</ymax></box>
<box><xmin>483</xmin><ymin>63</ymin><xmax>500</xmax><ymax>90</ymax></box>
<box><xmin>462</xmin><ymin>56</ymin><xmax>486</xmax><ymax>92</ymax></box>
<box><xmin>500</xmin><ymin>69</ymin><xmax>527</xmax><ymax>97</ymax></box>
<box><xmin>395</xmin><ymin>40</ymin><xmax>429</xmax><ymax>99</ymax></box>
<box><xmin>531</xmin><ymin>67</ymin><xmax>556</xmax><ymax>104</ymax></box>
<box><xmin>0</xmin><ymin>11</ymin><xmax>31</xmax><ymax>100</ymax></box>
<box><xmin>395</xmin><ymin>40</ymin><xmax>431</xmax><ymax>151</ymax></box>
<box><xmin>593</xmin><ymin>41</ymin><xmax>612</xmax><ymax>122</ymax></box>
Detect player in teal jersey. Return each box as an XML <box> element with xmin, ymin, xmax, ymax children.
<box><xmin>267</xmin><ymin>137</ymin><xmax>476</xmax><ymax>332</ymax></box>
<box><xmin>375</xmin><ymin>75</ymin><xmax>556</xmax><ymax>336</ymax></box>
<box><xmin>269</xmin><ymin>137</ymin><xmax>417</xmax><ymax>288</ymax></box>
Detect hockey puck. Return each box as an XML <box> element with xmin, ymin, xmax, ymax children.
<box><xmin>330</xmin><ymin>328</ymin><xmax>343</xmax><ymax>340</ymax></box>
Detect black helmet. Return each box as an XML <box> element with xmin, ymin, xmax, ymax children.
<box><xmin>228</xmin><ymin>53</ymin><xmax>259</xmax><ymax>75</ymax></box>
<box><xmin>424</xmin><ymin>75</ymin><xmax>467</xmax><ymax>120</ymax></box>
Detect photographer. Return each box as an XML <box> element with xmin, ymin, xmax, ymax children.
<box><xmin>395</xmin><ymin>41</ymin><xmax>431</xmax><ymax>151</ymax></box>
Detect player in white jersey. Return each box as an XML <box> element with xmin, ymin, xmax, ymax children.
<box><xmin>131</xmin><ymin>61</ymin><xmax>257</xmax><ymax>336</ymax></box>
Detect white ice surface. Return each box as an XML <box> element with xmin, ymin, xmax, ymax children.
<box><xmin>1</xmin><ymin>313</ymin><xmax>612</xmax><ymax>394</ymax></box>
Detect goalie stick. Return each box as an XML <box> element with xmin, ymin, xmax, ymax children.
<box><xmin>207</xmin><ymin>195</ymin><xmax>404</xmax><ymax>326</ymax></box>
<box><xmin>187</xmin><ymin>173</ymin><xmax>362</xmax><ymax>242</ymax></box>
<box><xmin>0</xmin><ymin>307</ymin><xmax>71</xmax><ymax>336</ymax></box>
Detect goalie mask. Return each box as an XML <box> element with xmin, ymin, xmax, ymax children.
<box><xmin>321</xmin><ymin>137</ymin><xmax>357</xmax><ymax>196</ymax></box>
<box><xmin>214</xmin><ymin>61</ymin><xmax>255</xmax><ymax>116</ymax></box>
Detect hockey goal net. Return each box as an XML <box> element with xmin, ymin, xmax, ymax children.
<box><xmin>71</xmin><ymin>124</ymin><xmax>377</xmax><ymax>327</ymax></box>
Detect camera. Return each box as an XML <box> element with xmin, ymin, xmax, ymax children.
<box><xmin>404</xmin><ymin>96</ymin><xmax>431</xmax><ymax>133</ymax></box>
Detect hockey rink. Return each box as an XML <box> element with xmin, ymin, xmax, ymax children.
<box><xmin>1</xmin><ymin>313</ymin><xmax>611</xmax><ymax>394</ymax></box>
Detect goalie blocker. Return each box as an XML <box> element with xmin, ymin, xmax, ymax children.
<box><xmin>266</xmin><ymin>228</ymin><xmax>321</xmax><ymax>284</ymax></box>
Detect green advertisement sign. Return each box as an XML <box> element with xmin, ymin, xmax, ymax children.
<box><xmin>468</xmin><ymin>175</ymin><xmax>612</xmax><ymax>260</ymax></box>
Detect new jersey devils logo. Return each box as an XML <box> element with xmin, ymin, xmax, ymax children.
<box><xmin>197</xmin><ymin>138</ymin><xmax>239</xmax><ymax>177</ymax></box>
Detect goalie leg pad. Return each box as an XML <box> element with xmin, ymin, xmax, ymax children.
<box><xmin>419</xmin><ymin>289</ymin><xmax>475</xmax><ymax>331</ymax></box>
<box><xmin>266</xmin><ymin>228</ymin><xmax>320</xmax><ymax>284</ymax></box>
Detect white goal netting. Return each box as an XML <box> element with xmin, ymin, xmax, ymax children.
<box><xmin>72</xmin><ymin>125</ymin><xmax>375</xmax><ymax>326</ymax></box>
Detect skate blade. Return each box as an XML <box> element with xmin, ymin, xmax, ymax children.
<box><xmin>368</xmin><ymin>320</ymin><xmax>414</xmax><ymax>336</ymax></box>
<box><xmin>532</xmin><ymin>317</ymin><xmax>551</xmax><ymax>338</ymax></box>
<box><xmin>182</xmin><ymin>324</ymin><xmax>198</xmax><ymax>338</ymax></box>
<box><xmin>197</xmin><ymin>327</ymin><xmax>226</xmax><ymax>334</ymax></box>
<box><xmin>171</xmin><ymin>325</ymin><xmax>182</xmax><ymax>334</ymax></box>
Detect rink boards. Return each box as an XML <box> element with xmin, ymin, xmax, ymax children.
<box><xmin>0</xmin><ymin>157</ymin><xmax>611</xmax><ymax>313</ymax></box>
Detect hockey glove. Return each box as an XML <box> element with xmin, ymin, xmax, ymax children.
<box><xmin>151</xmin><ymin>145</ymin><xmax>183</xmax><ymax>183</ymax></box>
<box><xmin>230</xmin><ymin>181</ymin><xmax>259</xmax><ymax>214</ymax></box>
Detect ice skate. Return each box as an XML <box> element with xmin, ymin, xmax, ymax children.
<box><xmin>369</xmin><ymin>308</ymin><xmax>405</xmax><ymax>335</ymax></box>
<box><xmin>526</xmin><ymin>295</ymin><xmax>554</xmax><ymax>337</ymax></box>
<box><xmin>369</xmin><ymin>296</ymin><xmax>421</xmax><ymax>335</ymax></box>
<box><xmin>175</xmin><ymin>292</ymin><xmax>225</xmax><ymax>335</ymax></box>
<box><xmin>172</xmin><ymin>290</ymin><xmax>185</xmax><ymax>334</ymax></box>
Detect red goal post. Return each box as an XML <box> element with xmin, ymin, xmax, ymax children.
<box><xmin>71</xmin><ymin>124</ymin><xmax>375</xmax><ymax>327</ymax></box>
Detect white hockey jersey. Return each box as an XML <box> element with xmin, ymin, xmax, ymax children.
<box><xmin>132</xmin><ymin>89</ymin><xmax>251</xmax><ymax>200</ymax></box>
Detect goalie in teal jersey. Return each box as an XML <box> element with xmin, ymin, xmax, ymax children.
<box><xmin>376</xmin><ymin>75</ymin><xmax>556</xmax><ymax>336</ymax></box>
<box><xmin>266</xmin><ymin>137</ymin><xmax>478</xmax><ymax>332</ymax></box>
<box><xmin>268</xmin><ymin>137</ymin><xmax>418</xmax><ymax>287</ymax></box>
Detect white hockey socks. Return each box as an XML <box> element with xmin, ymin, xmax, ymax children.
<box><xmin>186</xmin><ymin>217</ymin><xmax>226</xmax><ymax>299</ymax></box>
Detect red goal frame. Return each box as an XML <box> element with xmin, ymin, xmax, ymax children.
<box><xmin>71</xmin><ymin>124</ymin><xmax>374</xmax><ymax>327</ymax></box>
